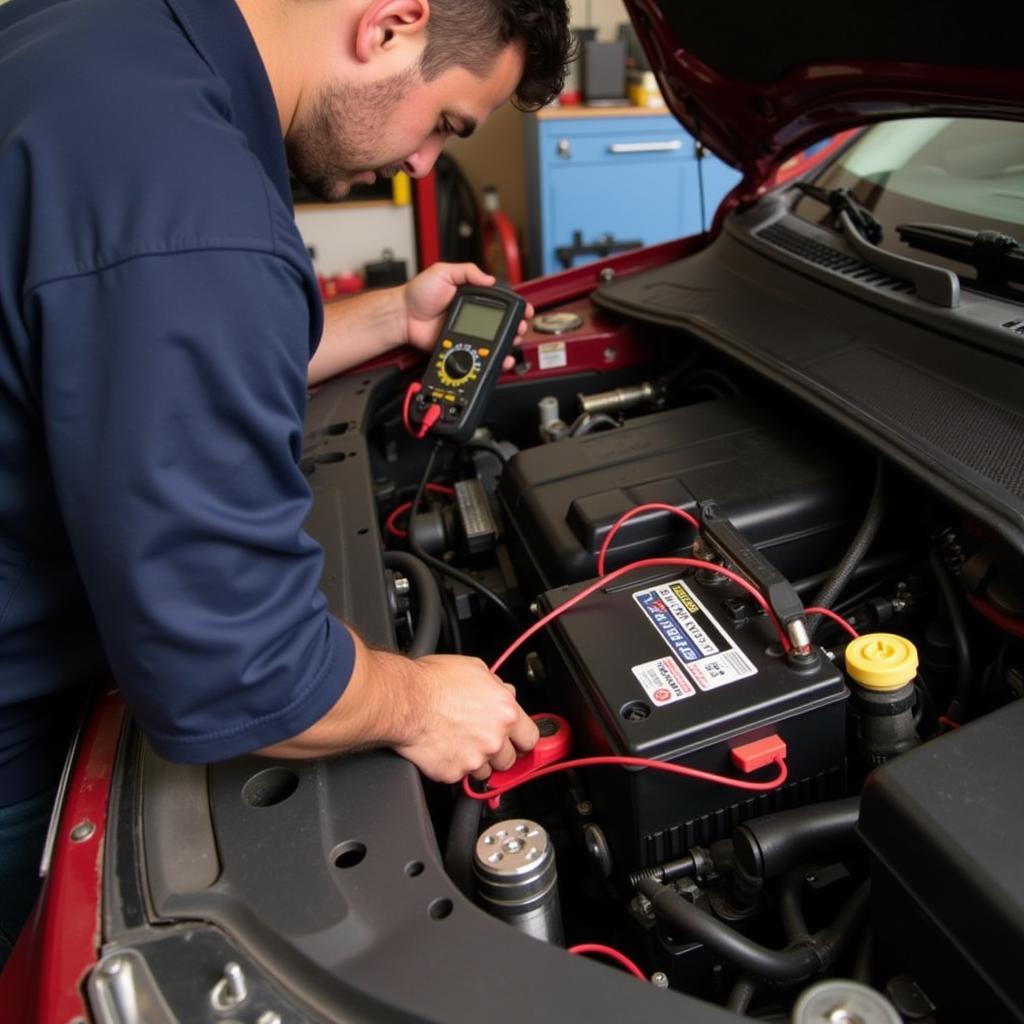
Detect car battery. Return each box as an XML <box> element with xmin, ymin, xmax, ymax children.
<box><xmin>538</xmin><ymin>567</ymin><xmax>848</xmax><ymax>871</ymax></box>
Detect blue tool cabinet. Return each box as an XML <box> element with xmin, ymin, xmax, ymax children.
<box><xmin>523</xmin><ymin>107</ymin><xmax>743</xmax><ymax>278</ymax></box>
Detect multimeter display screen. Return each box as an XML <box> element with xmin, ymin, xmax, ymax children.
<box><xmin>451</xmin><ymin>300</ymin><xmax>505</xmax><ymax>341</ymax></box>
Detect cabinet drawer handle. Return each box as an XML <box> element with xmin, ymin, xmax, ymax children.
<box><xmin>607</xmin><ymin>140</ymin><xmax>683</xmax><ymax>154</ymax></box>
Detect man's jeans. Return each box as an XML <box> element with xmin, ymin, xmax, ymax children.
<box><xmin>0</xmin><ymin>787</ymin><xmax>56</xmax><ymax>970</ymax></box>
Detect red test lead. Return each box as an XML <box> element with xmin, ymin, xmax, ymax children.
<box><xmin>402</xmin><ymin>381</ymin><xmax>442</xmax><ymax>439</ymax></box>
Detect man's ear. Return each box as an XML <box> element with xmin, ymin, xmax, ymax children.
<box><xmin>354</xmin><ymin>0</ymin><xmax>430</xmax><ymax>64</ymax></box>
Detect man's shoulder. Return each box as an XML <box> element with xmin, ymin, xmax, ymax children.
<box><xmin>1</xmin><ymin>0</ymin><xmax>210</xmax><ymax>105</ymax></box>
<box><xmin>2</xmin><ymin>0</ymin><xmax>298</xmax><ymax>290</ymax></box>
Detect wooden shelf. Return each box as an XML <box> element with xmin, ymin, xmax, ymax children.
<box><xmin>535</xmin><ymin>103</ymin><xmax>668</xmax><ymax>121</ymax></box>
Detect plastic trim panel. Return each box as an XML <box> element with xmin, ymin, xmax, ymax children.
<box><xmin>592</xmin><ymin>209</ymin><xmax>1024</xmax><ymax>557</ymax></box>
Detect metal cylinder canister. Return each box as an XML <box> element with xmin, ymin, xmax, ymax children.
<box><xmin>792</xmin><ymin>979</ymin><xmax>902</xmax><ymax>1024</ymax></box>
<box><xmin>845</xmin><ymin>632</ymin><xmax>921</xmax><ymax>768</ymax></box>
<box><xmin>473</xmin><ymin>819</ymin><xmax>563</xmax><ymax>945</ymax></box>
<box><xmin>578</xmin><ymin>382</ymin><xmax>655</xmax><ymax>416</ymax></box>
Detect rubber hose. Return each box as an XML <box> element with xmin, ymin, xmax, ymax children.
<box><xmin>810</xmin><ymin>881</ymin><xmax>871</xmax><ymax>967</ymax></box>
<box><xmin>809</xmin><ymin>459</ymin><xmax>885</xmax><ymax>637</ymax></box>
<box><xmin>731</xmin><ymin>797</ymin><xmax>861</xmax><ymax>880</ymax></box>
<box><xmin>382</xmin><ymin>550</ymin><xmax>442</xmax><ymax>658</ymax></box>
<box><xmin>928</xmin><ymin>550</ymin><xmax>972</xmax><ymax>722</ymax></box>
<box><xmin>638</xmin><ymin>879</ymin><xmax>820</xmax><ymax>981</ymax></box>
<box><xmin>779</xmin><ymin>865</ymin><xmax>811</xmax><ymax>942</ymax></box>
<box><xmin>639</xmin><ymin>879</ymin><xmax>870</xmax><ymax>983</ymax></box>
<box><xmin>725</xmin><ymin>973</ymin><xmax>760</xmax><ymax>1013</ymax></box>
<box><xmin>444</xmin><ymin>794</ymin><xmax>483</xmax><ymax>899</ymax></box>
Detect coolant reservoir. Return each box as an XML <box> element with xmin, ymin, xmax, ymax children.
<box><xmin>845</xmin><ymin>633</ymin><xmax>921</xmax><ymax>768</ymax></box>
<box><xmin>846</xmin><ymin>633</ymin><xmax>918</xmax><ymax>691</ymax></box>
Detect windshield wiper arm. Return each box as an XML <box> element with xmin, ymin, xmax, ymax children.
<box><xmin>795</xmin><ymin>183</ymin><xmax>960</xmax><ymax>308</ymax></box>
<box><xmin>794</xmin><ymin>182</ymin><xmax>884</xmax><ymax>244</ymax></box>
<box><xmin>897</xmin><ymin>223</ymin><xmax>1024</xmax><ymax>288</ymax></box>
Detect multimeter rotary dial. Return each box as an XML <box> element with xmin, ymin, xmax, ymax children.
<box><xmin>437</xmin><ymin>343</ymin><xmax>480</xmax><ymax>387</ymax></box>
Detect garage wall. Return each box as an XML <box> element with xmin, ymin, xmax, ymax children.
<box><xmin>295</xmin><ymin>200</ymin><xmax>418</xmax><ymax>280</ymax></box>
<box><xmin>448</xmin><ymin>0</ymin><xmax>630</xmax><ymax>272</ymax></box>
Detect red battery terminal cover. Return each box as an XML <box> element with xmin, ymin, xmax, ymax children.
<box><xmin>730</xmin><ymin>734</ymin><xmax>788</xmax><ymax>774</ymax></box>
<box><xmin>485</xmin><ymin>713</ymin><xmax>572</xmax><ymax>811</ymax></box>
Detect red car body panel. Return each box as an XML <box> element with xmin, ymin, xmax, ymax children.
<box><xmin>624</xmin><ymin>0</ymin><xmax>1024</xmax><ymax>194</ymax></box>
<box><xmin>0</xmin><ymin>694</ymin><xmax>124</xmax><ymax>1023</ymax></box>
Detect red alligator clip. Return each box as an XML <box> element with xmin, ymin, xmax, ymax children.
<box><xmin>485</xmin><ymin>713</ymin><xmax>572</xmax><ymax>811</ymax></box>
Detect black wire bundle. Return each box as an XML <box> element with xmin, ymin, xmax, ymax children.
<box><xmin>406</xmin><ymin>442</ymin><xmax>519</xmax><ymax>627</ymax></box>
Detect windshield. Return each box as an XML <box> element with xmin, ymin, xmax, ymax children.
<box><xmin>792</xmin><ymin>118</ymin><xmax>1024</xmax><ymax>281</ymax></box>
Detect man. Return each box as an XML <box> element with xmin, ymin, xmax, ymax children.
<box><xmin>0</xmin><ymin>0</ymin><xmax>572</xmax><ymax>962</ymax></box>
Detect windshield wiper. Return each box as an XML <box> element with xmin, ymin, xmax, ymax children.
<box><xmin>794</xmin><ymin>183</ymin><xmax>884</xmax><ymax>244</ymax></box>
<box><xmin>897</xmin><ymin>223</ymin><xmax>1024</xmax><ymax>290</ymax></box>
<box><xmin>794</xmin><ymin>183</ymin><xmax>960</xmax><ymax>308</ymax></box>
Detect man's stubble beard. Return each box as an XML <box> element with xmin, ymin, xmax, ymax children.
<box><xmin>286</xmin><ymin>66</ymin><xmax>417</xmax><ymax>202</ymax></box>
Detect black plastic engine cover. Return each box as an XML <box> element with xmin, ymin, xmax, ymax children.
<box><xmin>498</xmin><ymin>398</ymin><xmax>860</xmax><ymax>591</ymax></box>
<box><xmin>859</xmin><ymin>698</ymin><xmax>1024</xmax><ymax>1023</ymax></box>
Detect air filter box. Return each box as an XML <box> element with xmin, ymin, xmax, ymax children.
<box><xmin>859</xmin><ymin>699</ymin><xmax>1024</xmax><ymax>1023</ymax></box>
<box><xmin>498</xmin><ymin>398</ymin><xmax>858</xmax><ymax>590</ymax></box>
<box><xmin>539</xmin><ymin>568</ymin><xmax>848</xmax><ymax>870</ymax></box>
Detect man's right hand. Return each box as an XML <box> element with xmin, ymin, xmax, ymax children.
<box><xmin>256</xmin><ymin>630</ymin><xmax>539</xmax><ymax>784</ymax></box>
<box><xmin>392</xmin><ymin>654</ymin><xmax>539</xmax><ymax>783</ymax></box>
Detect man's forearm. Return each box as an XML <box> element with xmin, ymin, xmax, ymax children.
<box><xmin>307</xmin><ymin>287</ymin><xmax>408</xmax><ymax>386</ymax></box>
<box><xmin>254</xmin><ymin>628</ymin><xmax>539</xmax><ymax>783</ymax></box>
<box><xmin>256</xmin><ymin>631</ymin><xmax>419</xmax><ymax>758</ymax></box>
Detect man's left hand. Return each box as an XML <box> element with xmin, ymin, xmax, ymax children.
<box><xmin>402</xmin><ymin>262</ymin><xmax>532</xmax><ymax>371</ymax></box>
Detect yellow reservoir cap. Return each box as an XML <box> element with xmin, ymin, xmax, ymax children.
<box><xmin>845</xmin><ymin>633</ymin><xmax>919</xmax><ymax>691</ymax></box>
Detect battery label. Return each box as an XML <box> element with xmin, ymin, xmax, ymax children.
<box><xmin>633</xmin><ymin>580</ymin><xmax>757</xmax><ymax>694</ymax></box>
<box><xmin>632</xmin><ymin>657</ymin><xmax>695</xmax><ymax>706</ymax></box>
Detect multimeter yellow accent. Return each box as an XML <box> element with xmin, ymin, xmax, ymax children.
<box><xmin>412</xmin><ymin>285</ymin><xmax>526</xmax><ymax>443</ymax></box>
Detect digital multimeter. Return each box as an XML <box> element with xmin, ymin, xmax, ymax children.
<box><xmin>410</xmin><ymin>284</ymin><xmax>526</xmax><ymax>443</ymax></box>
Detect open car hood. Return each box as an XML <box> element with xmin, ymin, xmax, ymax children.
<box><xmin>625</xmin><ymin>0</ymin><xmax>1024</xmax><ymax>191</ymax></box>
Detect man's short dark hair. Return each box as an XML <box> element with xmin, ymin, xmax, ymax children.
<box><xmin>421</xmin><ymin>0</ymin><xmax>574</xmax><ymax>111</ymax></box>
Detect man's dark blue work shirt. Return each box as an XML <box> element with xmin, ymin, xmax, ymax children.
<box><xmin>0</xmin><ymin>0</ymin><xmax>355</xmax><ymax>803</ymax></box>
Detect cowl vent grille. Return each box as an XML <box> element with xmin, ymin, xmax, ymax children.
<box><xmin>757</xmin><ymin>222</ymin><xmax>914</xmax><ymax>293</ymax></box>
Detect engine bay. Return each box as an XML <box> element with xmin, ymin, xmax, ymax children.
<box><xmin>290</xmin><ymin>266</ymin><xmax>1024</xmax><ymax>1018</ymax></box>
<box><xmin>116</xmin><ymin>218</ymin><xmax>1024</xmax><ymax>1023</ymax></box>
